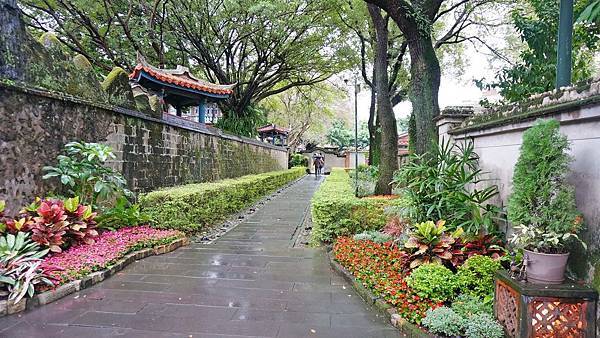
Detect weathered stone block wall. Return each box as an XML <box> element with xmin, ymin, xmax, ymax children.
<box><xmin>0</xmin><ymin>83</ymin><xmax>287</xmax><ymax>213</ymax></box>
<box><xmin>438</xmin><ymin>84</ymin><xmax>600</xmax><ymax>297</ymax></box>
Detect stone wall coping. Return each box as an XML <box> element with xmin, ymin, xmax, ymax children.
<box><xmin>433</xmin><ymin>113</ymin><xmax>473</xmax><ymax>123</ymax></box>
<box><xmin>0</xmin><ymin>81</ymin><xmax>286</xmax><ymax>152</ymax></box>
<box><xmin>450</xmin><ymin>95</ymin><xmax>600</xmax><ymax>137</ymax></box>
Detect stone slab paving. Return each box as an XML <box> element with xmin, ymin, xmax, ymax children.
<box><xmin>0</xmin><ymin>176</ymin><xmax>401</xmax><ymax>338</ymax></box>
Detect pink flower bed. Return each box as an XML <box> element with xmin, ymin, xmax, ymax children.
<box><xmin>41</xmin><ymin>226</ymin><xmax>184</xmax><ymax>285</ymax></box>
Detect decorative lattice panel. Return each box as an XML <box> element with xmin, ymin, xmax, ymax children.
<box><xmin>496</xmin><ymin>280</ymin><xmax>520</xmax><ymax>337</ymax></box>
<box><xmin>529</xmin><ymin>298</ymin><xmax>587</xmax><ymax>338</ymax></box>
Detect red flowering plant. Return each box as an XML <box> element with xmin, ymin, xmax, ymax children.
<box><xmin>333</xmin><ymin>237</ymin><xmax>441</xmax><ymax>324</ymax></box>
<box><xmin>41</xmin><ymin>226</ymin><xmax>184</xmax><ymax>286</ymax></box>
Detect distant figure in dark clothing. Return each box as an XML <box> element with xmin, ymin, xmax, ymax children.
<box><xmin>313</xmin><ymin>154</ymin><xmax>324</xmax><ymax>177</ymax></box>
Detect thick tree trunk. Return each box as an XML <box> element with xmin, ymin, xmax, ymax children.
<box><xmin>362</xmin><ymin>0</ymin><xmax>442</xmax><ymax>155</ymax></box>
<box><xmin>407</xmin><ymin>34</ymin><xmax>441</xmax><ymax>155</ymax></box>
<box><xmin>368</xmin><ymin>5</ymin><xmax>398</xmax><ymax>195</ymax></box>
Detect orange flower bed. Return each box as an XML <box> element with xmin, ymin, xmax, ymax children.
<box><xmin>333</xmin><ymin>237</ymin><xmax>442</xmax><ymax>324</ymax></box>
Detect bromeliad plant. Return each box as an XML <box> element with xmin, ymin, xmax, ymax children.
<box><xmin>43</xmin><ymin>142</ymin><xmax>132</xmax><ymax>208</ymax></box>
<box><xmin>404</xmin><ymin>220</ymin><xmax>463</xmax><ymax>269</ymax></box>
<box><xmin>0</xmin><ymin>232</ymin><xmax>54</xmax><ymax>302</ymax></box>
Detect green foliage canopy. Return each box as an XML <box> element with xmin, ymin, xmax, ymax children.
<box><xmin>485</xmin><ymin>0</ymin><xmax>600</xmax><ymax>102</ymax></box>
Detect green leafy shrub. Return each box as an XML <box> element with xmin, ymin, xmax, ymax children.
<box><xmin>290</xmin><ymin>153</ymin><xmax>309</xmax><ymax>167</ymax></box>
<box><xmin>451</xmin><ymin>294</ymin><xmax>492</xmax><ymax>318</ymax></box>
<box><xmin>96</xmin><ymin>196</ymin><xmax>151</xmax><ymax>230</ymax></box>
<box><xmin>351</xmin><ymin>165</ymin><xmax>379</xmax><ymax>197</ymax></box>
<box><xmin>43</xmin><ymin>142</ymin><xmax>131</xmax><ymax>208</ymax></box>
<box><xmin>352</xmin><ymin>230</ymin><xmax>393</xmax><ymax>243</ymax></box>
<box><xmin>422</xmin><ymin>306</ymin><xmax>465</xmax><ymax>336</ymax></box>
<box><xmin>464</xmin><ymin>313</ymin><xmax>504</xmax><ymax>338</ymax></box>
<box><xmin>406</xmin><ymin>263</ymin><xmax>456</xmax><ymax>302</ymax></box>
<box><xmin>394</xmin><ymin>139</ymin><xmax>500</xmax><ymax>235</ymax></box>
<box><xmin>310</xmin><ymin>168</ymin><xmax>402</xmax><ymax>243</ymax></box>
<box><xmin>455</xmin><ymin>255</ymin><xmax>501</xmax><ymax>301</ymax></box>
<box><xmin>507</xmin><ymin>119</ymin><xmax>584</xmax><ymax>253</ymax></box>
<box><xmin>140</xmin><ymin>168</ymin><xmax>305</xmax><ymax>233</ymax></box>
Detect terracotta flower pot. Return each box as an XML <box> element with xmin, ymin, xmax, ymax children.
<box><xmin>524</xmin><ymin>249</ymin><xmax>569</xmax><ymax>284</ymax></box>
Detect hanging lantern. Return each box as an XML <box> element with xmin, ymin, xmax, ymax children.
<box><xmin>495</xmin><ymin>271</ymin><xmax>598</xmax><ymax>337</ymax></box>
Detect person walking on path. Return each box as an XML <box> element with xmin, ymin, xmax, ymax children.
<box><xmin>313</xmin><ymin>154</ymin><xmax>324</xmax><ymax>178</ymax></box>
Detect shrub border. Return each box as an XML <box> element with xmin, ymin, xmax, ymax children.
<box><xmin>327</xmin><ymin>248</ymin><xmax>433</xmax><ymax>338</ymax></box>
<box><xmin>0</xmin><ymin>236</ymin><xmax>189</xmax><ymax>317</ymax></box>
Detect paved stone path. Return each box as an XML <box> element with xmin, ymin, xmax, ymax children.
<box><xmin>1</xmin><ymin>177</ymin><xmax>400</xmax><ymax>338</ymax></box>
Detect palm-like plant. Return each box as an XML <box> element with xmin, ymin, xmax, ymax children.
<box><xmin>394</xmin><ymin>139</ymin><xmax>500</xmax><ymax>236</ymax></box>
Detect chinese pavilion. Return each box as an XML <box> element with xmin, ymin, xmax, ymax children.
<box><xmin>129</xmin><ymin>54</ymin><xmax>235</xmax><ymax>123</ymax></box>
<box><xmin>258</xmin><ymin>124</ymin><xmax>289</xmax><ymax>146</ymax></box>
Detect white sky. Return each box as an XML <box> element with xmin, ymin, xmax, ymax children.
<box><xmin>353</xmin><ymin>43</ymin><xmax>497</xmax><ymax>122</ymax></box>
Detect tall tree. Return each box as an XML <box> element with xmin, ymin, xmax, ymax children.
<box><xmin>363</xmin><ymin>0</ymin><xmax>441</xmax><ymax>155</ymax></box>
<box><xmin>363</xmin><ymin>0</ymin><xmax>501</xmax><ymax>154</ymax></box>
<box><xmin>368</xmin><ymin>4</ymin><xmax>398</xmax><ymax>194</ymax></box>
<box><xmin>21</xmin><ymin>0</ymin><xmax>351</xmax><ymax>135</ymax></box>
<box><xmin>336</xmin><ymin>0</ymin><xmax>409</xmax><ymax>165</ymax></box>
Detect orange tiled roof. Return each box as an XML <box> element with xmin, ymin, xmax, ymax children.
<box><xmin>257</xmin><ymin>124</ymin><xmax>289</xmax><ymax>134</ymax></box>
<box><xmin>129</xmin><ymin>53</ymin><xmax>234</xmax><ymax>96</ymax></box>
<box><xmin>130</xmin><ymin>65</ymin><xmax>234</xmax><ymax>95</ymax></box>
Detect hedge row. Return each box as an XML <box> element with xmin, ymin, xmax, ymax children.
<box><xmin>310</xmin><ymin>168</ymin><xmax>402</xmax><ymax>244</ymax></box>
<box><xmin>139</xmin><ymin>167</ymin><xmax>305</xmax><ymax>233</ymax></box>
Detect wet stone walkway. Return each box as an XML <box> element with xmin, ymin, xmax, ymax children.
<box><xmin>1</xmin><ymin>176</ymin><xmax>400</xmax><ymax>338</ymax></box>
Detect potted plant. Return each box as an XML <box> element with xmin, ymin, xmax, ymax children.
<box><xmin>507</xmin><ymin>119</ymin><xmax>585</xmax><ymax>284</ymax></box>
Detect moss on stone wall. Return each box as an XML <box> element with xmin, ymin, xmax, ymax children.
<box><xmin>72</xmin><ymin>54</ymin><xmax>92</xmax><ymax>71</ymax></box>
<box><xmin>101</xmin><ymin>67</ymin><xmax>136</xmax><ymax>109</ymax></box>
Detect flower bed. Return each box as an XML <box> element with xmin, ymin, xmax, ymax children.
<box><xmin>333</xmin><ymin>236</ymin><xmax>505</xmax><ymax>337</ymax></box>
<box><xmin>42</xmin><ymin>226</ymin><xmax>184</xmax><ymax>285</ymax></box>
<box><xmin>333</xmin><ymin>237</ymin><xmax>440</xmax><ymax>324</ymax></box>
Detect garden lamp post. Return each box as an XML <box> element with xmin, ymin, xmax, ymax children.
<box><xmin>345</xmin><ymin>76</ymin><xmax>360</xmax><ymax>197</ymax></box>
<box><xmin>354</xmin><ymin>77</ymin><xmax>360</xmax><ymax>197</ymax></box>
<box><xmin>556</xmin><ymin>0</ymin><xmax>574</xmax><ymax>88</ymax></box>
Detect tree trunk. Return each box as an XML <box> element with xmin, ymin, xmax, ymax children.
<box><xmin>362</xmin><ymin>0</ymin><xmax>442</xmax><ymax>155</ymax></box>
<box><xmin>406</xmin><ymin>33</ymin><xmax>441</xmax><ymax>155</ymax></box>
<box><xmin>368</xmin><ymin>4</ymin><xmax>398</xmax><ymax>195</ymax></box>
<box><xmin>367</xmin><ymin>87</ymin><xmax>381</xmax><ymax>166</ymax></box>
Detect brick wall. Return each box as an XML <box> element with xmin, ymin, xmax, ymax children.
<box><xmin>0</xmin><ymin>83</ymin><xmax>287</xmax><ymax>213</ymax></box>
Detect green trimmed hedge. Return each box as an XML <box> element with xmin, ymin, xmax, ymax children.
<box><xmin>311</xmin><ymin>168</ymin><xmax>402</xmax><ymax>244</ymax></box>
<box><xmin>140</xmin><ymin>167</ymin><xmax>305</xmax><ymax>233</ymax></box>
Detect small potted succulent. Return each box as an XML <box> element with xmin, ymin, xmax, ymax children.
<box><xmin>507</xmin><ymin>119</ymin><xmax>585</xmax><ymax>284</ymax></box>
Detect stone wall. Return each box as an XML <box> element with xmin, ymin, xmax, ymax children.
<box><xmin>0</xmin><ymin>83</ymin><xmax>287</xmax><ymax>213</ymax></box>
<box><xmin>437</xmin><ymin>82</ymin><xmax>600</xmax><ymax>290</ymax></box>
